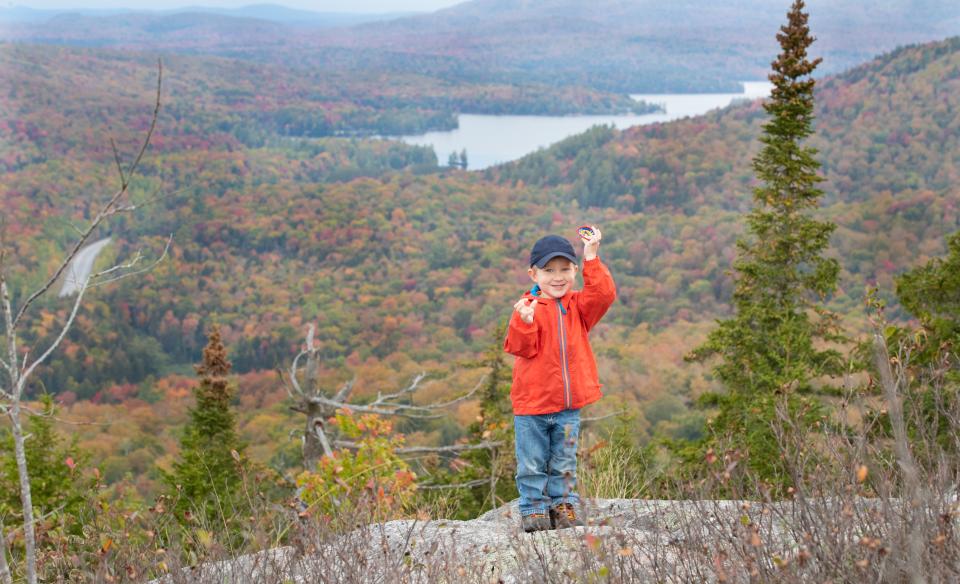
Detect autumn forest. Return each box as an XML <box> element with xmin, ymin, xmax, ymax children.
<box><xmin>1</xmin><ymin>0</ymin><xmax>960</xmax><ymax>579</ymax></box>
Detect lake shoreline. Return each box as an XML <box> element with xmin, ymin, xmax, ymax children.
<box><xmin>395</xmin><ymin>81</ymin><xmax>774</xmax><ymax>170</ymax></box>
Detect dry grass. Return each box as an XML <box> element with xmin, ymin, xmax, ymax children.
<box><xmin>7</xmin><ymin>340</ymin><xmax>959</xmax><ymax>582</ymax></box>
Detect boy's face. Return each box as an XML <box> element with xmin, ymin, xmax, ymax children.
<box><xmin>528</xmin><ymin>257</ymin><xmax>578</xmax><ymax>299</ymax></box>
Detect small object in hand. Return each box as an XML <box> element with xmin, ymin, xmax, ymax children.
<box><xmin>578</xmin><ymin>226</ymin><xmax>595</xmax><ymax>240</ymax></box>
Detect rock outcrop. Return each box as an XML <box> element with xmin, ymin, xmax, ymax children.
<box><xmin>152</xmin><ymin>493</ymin><xmax>960</xmax><ymax>583</ymax></box>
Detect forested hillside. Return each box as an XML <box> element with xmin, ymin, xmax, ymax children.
<box><xmin>495</xmin><ymin>37</ymin><xmax>960</xmax><ymax>315</ymax></box>
<box><xmin>0</xmin><ymin>43</ymin><xmax>649</xmax><ymax>155</ymax></box>
<box><xmin>2</xmin><ymin>36</ymin><xmax>959</xmax><ymax>494</ymax></box>
<box><xmin>6</xmin><ymin>0</ymin><xmax>958</xmax><ymax>94</ymax></box>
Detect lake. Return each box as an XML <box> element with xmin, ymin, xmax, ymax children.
<box><xmin>398</xmin><ymin>81</ymin><xmax>773</xmax><ymax>170</ymax></box>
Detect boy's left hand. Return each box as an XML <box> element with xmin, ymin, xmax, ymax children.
<box><xmin>581</xmin><ymin>225</ymin><xmax>602</xmax><ymax>260</ymax></box>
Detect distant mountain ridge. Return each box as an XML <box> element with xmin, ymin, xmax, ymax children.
<box><xmin>4</xmin><ymin>0</ymin><xmax>958</xmax><ymax>94</ymax></box>
<box><xmin>0</xmin><ymin>4</ymin><xmax>412</xmax><ymax>26</ymax></box>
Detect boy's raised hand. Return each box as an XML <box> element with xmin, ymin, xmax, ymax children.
<box><xmin>513</xmin><ymin>297</ymin><xmax>536</xmax><ymax>324</ymax></box>
<box><xmin>581</xmin><ymin>225</ymin><xmax>602</xmax><ymax>260</ymax></box>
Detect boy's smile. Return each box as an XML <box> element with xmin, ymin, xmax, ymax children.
<box><xmin>528</xmin><ymin>257</ymin><xmax>578</xmax><ymax>299</ymax></box>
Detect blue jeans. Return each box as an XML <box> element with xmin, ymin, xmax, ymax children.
<box><xmin>514</xmin><ymin>408</ymin><xmax>581</xmax><ymax>516</ymax></box>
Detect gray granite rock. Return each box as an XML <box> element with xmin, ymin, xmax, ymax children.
<box><xmin>150</xmin><ymin>495</ymin><xmax>960</xmax><ymax>583</ymax></box>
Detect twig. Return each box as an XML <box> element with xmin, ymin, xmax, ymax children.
<box><xmin>581</xmin><ymin>409</ymin><xmax>627</xmax><ymax>423</ymax></box>
<box><xmin>110</xmin><ymin>135</ymin><xmax>126</xmax><ymax>186</ymax></box>
<box><xmin>10</xmin><ymin>59</ymin><xmax>163</xmax><ymax>331</ymax></box>
<box><xmin>333</xmin><ymin>440</ymin><xmax>504</xmax><ymax>454</ymax></box>
<box><xmin>18</xmin><ymin>277</ymin><xmax>89</xmax><ymax>386</ymax></box>
<box><xmin>87</xmin><ymin>234</ymin><xmax>173</xmax><ymax>289</ymax></box>
<box><xmin>0</xmin><ymin>517</ymin><xmax>10</xmax><ymax>584</ymax></box>
<box><xmin>873</xmin><ymin>333</ymin><xmax>925</xmax><ymax>584</ymax></box>
<box><xmin>417</xmin><ymin>478</ymin><xmax>491</xmax><ymax>491</ymax></box>
<box><xmin>369</xmin><ymin>372</ymin><xmax>426</xmax><ymax>407</ymax></box>
<box><xmin>16</xmin><ymin>403</ymin><xmax>113</xmax><ymax>427</ymax></box>
<box><xmin>332</xmin><ymin>379</ymin><xmax>355</xmax><ymax>403</ymax></box>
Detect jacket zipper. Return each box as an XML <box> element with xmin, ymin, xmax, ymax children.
<box><xmin>556</xmin><ymin>299</ymin><xmax>572</xmax><ymax>409</ymax></box>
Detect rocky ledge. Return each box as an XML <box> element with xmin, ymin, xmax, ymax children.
<box><xmin>153</xmin><ymin>494</ymin><xmax>960</xmax><ymax>583</ymax></box>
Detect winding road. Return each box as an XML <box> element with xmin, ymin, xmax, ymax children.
<box><xmin>58</xmin><ymin>237</ymin><xmax>112</xmax><ymax>297</ymax></box>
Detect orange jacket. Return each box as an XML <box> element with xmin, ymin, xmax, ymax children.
<box><xmin>504</xmin><ymin>257</ymin><xmax>617</xmax><ymax>415</ymax></box>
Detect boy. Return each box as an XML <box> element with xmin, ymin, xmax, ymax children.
<box><xmin>504</xmin><ymin>227</ymin><xmax>616</xmax><ymax>532</ymax></box>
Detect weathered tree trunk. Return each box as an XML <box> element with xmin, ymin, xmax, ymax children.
<box><xmin>9</xmin><ymin>406</ymin><xmax>37</xmax><ymax>584</ymax></box>
<box><xmin>0</xmin><ymin>515</ymin><xmax>12</xmax><ymax>584</ymax></box>
<box><xmin>303</xmin><ymin>400</ymin><xmax>333</xmax><ymax>470</ymax></box>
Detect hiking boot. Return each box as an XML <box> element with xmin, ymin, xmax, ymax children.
<box><xmin>521</xmin><ymin>512</ymin><xmax>552</xmax><ymax>533</ymax></box>
<box><xmin>550</xmin><ymin>503</ymin><xmax>584</xmax><ymax>529</ymax></box>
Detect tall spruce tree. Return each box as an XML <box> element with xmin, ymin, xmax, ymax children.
<box><xmin>688</xmin><ymin>0</ymin><xmax>843</xmax><ymax>486</ymax></box>
<box><xmin>166</xmin><ymin>326</ymin><xmax>247</xmax><ymax>527</ymax></box>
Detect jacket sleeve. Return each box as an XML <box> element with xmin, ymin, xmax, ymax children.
<box><xmin>577</xmin><ymin>257</ymin><xmax>617</xmax><ymax>332</ymax></box>
<box><xmin>504</xmin><ymin>308</ymin><xmax>540</xmax><ymax>359</ymax></box>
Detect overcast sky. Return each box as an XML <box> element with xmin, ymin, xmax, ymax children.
<box><xmin>8</xmin><ymin>1</ymin><xmax>466</xmax><ymax>13</ymax></box>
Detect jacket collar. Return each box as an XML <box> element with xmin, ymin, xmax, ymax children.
<box><xmin>526</xmin><ymin>286</ymin><xmax>572</xmax><ymax>312</ymax></box>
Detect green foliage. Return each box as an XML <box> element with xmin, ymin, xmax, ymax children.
<box><xmin>423</xmin><ymin>323</ymin><xmax>516</xmax><ymax>519</ymax></box>
<box><xmin>296</xmin><ymin>410</ymin><xmax>417</xmax><ymax>524</ymax></box>
<box><xmin>164</xmin><ymin>326</ymin><xmax>248</xmax><ymax>532</ymax></box>
<box><xmin>0</xmin><ymin>395</ymin><xmax>92</xmax><ymax>529</ymax></box>
<box><xmin>5</xmin><ymin>20</ymin><xmax>960</xmax><ymax>498</ymax></box>
<box><xmin>856</xmin><ymin>231</ymin><xmax>960</xmax><ymax>465</ymax></box>
<box><xmin>579</xmin><ymin>414</ymin><xmax>666</xmax><ymax>500</ymax></box>
<box><xmin>10</xmin><ymin>34</ymin><xmax>960</xmax><ymax>412</ymax></box>
<box><xmin>685</xmin><ymin>0</ymin><xmax>843</xmax><ymax>491</ymax></box>
<box><xmin>895</xmin><ymin>230</ymin><xmax>960</xmax><ymax>356</ymax></box>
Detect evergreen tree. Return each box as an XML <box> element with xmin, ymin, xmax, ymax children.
<box><xmin>459</xmin><ymin>149</ymin><xmax>469</xmax><ymax>170</ymax></box>
<box><xmin>447</xmin><ymin>151</ymin><xmax>460</xmax><ymax>168</ymax></box>
<box><xmin>895</xmin><ymin>230</ymin><xmax>960</xmax><ymax>354</ymax></box>
<box><xmin>688</xmin><ymin>0</ymin><xmax>843</xmax><ymax>487</ymax></box>
<box><xmin>165</xmin><ymin>326</ymin><xmax>247</xmax><ymax>529</ymax></box>
<box><xmin>456</xmin><ymin>321</ymin><xmax>516</xmax><ymax>515</ymax></box>
<box><xmin>881</xmin><ymin>230</ymin><xmax>960</xmax><ymax>458</ymax></box>
<box><xmin>0</xmin><ymin>395</ymin><xmax>90</xmax><ymax>528</ymax></box>
<box><xmin>414</xmin><ymin>323</ymin><xmax>515</xmax><ymax>519</ymax></box>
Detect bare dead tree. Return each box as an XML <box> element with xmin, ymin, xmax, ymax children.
<box><xmin>283</xmin><ymin>325</ymin><xmax>502</xmax><ymax>489</ymax></box>
<box><xmin>0</xmin><ymin>61</ymin><xmax>169</xmax><ymax>584</ymax></box>
<box><xmin>0</xmin><ymin>516</ymin><xmax>10</xmax><ymax>584</ymax></box>
<box><xmin>873</xmin><ymin>333</ymin><xmax>927</xmax><ymax>584</ymax></box>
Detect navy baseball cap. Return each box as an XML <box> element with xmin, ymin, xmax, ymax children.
<box><xmin>529</xmin><ymin>235</ymin><xmax>577</xmax><ymax>268</ymax></box>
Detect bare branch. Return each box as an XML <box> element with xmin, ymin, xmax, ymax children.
<box><xmin>581</xmin><ymin>409</ymin><xmax>627</xmax><ymax>423</ymax></box>
<box><xmin>11</xmin><ymin>59</ymin><xmax>162</xmax><ymax>331</ymax></box>
<box><xmin>416</xmin><ymin>375</ymin><xmax>485</xmax><ymax>410</ymax></box>
<box><xmin>310</xmin><ymin>416</ymin><xmax>334</xmax><ymax>459</ymax></box>
<box><xmin>300</xmin><ymin>372</ymin><xmax>484</xmax><ymax>419</ymax></box>
<box><xmin>1</xmin><ymin>279</ymin><xmax>18</xmax><ymax>394</ymax></box>
<box><xmin>287</xmin><ymin>349</ymin><xmax>309</xmax><ymax>397</ymax></box>
<box><xmin>417</xmin><ymin>478</ymin><xmax>491</xmax><ymax>491</ymax></box>
<box><xmin>873</xmin><ymin>333</ymin><xmax>925</xmax><ymax>584</ymax></box>
<box><xmin>87</xmin><ymin>234</ymin><xmax>173</xmax><ymax>289</ymax></box>
<box><xmin>120</xmin><ymin>58</ymin><xmax>163</xmax><ymax>189</ymax></box>
<box><xmin>307</xmin><ymin>396</ymin><xmax>445</xmax><ymax>419</ymax></box>
<box><xmin>64</xmin><ymin>220</ymin><xmax>85</xmax><ymax>237</ymax></box>
<box><xmin>369</xmin><ymin>372</ymin><xmax>427</xmax><ymax>407</ymax></box>
<box><xmin>19</xmin><ymin>276</ymin><xmax>89</xmax><ymax>387</ymax></box>
<box><xmin>16</xmin><ymin>403</ymin><xmax>112</xmax><ymax>428</ymax></box>
<box><xmin>0</xmin><ymin>516</ymin><xmax>11</xmax><ymax>584</ymax></box>
<box><xmin>130</xmin><ymin>185</ymin><xmax>188</xmax><ymax>214</ymax></box>
<box><xmin>333</xmin><ymin>440</ymin><xmax>504</xmax><ymax>455</ymax></box>
<box><xmin>332</xmin><ymin>379</ymin><xmax>355</xmax><ymax>402</ymax></box>
<box><xmin>278</xmin><ymin>368</ymin><xmax>298</xmax><ymax>401</ymax></box>
<box><xmin>109</xmin><ymin>135</ymin><xmax>126</xmax><ymax>186</ymax></box>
